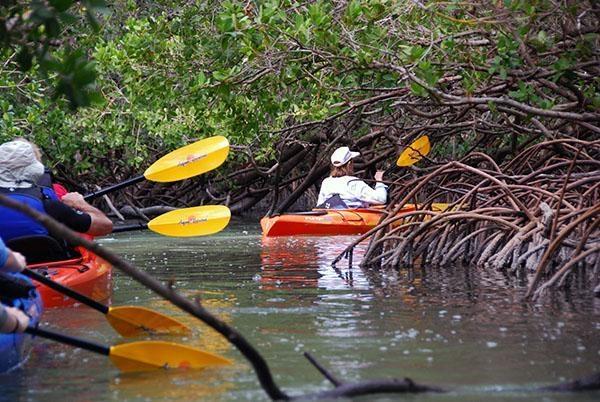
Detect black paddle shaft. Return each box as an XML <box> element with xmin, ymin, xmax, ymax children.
<box><xmin>111</xmin><ymin>223</ymin><xmax>149</xmax><ymax>233</ymax></box>
<box><xmin>23</xmin><ymin>268</ymin><xmax>109</xmax><ymax>314</ymax></box>
<box><xmin>83</xmin><ymin>174</ymin><xmax>145</xmax><ymax>201</ymax></box>
<box><xmin>26</xmin><ymin>326</ymin><xmax>110</xmax><ymax>356</ymax></box>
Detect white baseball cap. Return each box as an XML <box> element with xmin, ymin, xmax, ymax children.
<box><xmin>331</xmin><ymin>146</ymin><xmax>360</xmax><ymax>167</ymax></box>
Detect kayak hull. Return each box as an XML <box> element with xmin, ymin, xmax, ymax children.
<box><xmin>27</xmin><ymin>246</ymin><xmax>112</xmax><ymax>308</ymax></box>
<box><xmin>0</xmin><ymin>274</ymin><xmax>43</xmax><ymax>373</ymax></box>
<box><xmin>260</xmin><ymin>207</ymin><xmax>412</xmax><ymax>237</ymax></box>
<box><xmin>260</xmin><ymin>204</ymin><xmax>449</xmax><ymax>237</ymax></box>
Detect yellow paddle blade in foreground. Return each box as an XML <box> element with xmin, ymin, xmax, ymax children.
<box><xmin>148</xmin><ymin>205</ymin><xmax>231</xmax><ymax>237</ymax></box>
<box><xmin>144</xmin><ymin>136</ymin><xmax>230</xmax><ymax>182</ymax></box>
<box><xmin>106</xmin><ymin>306</ymin><xmax>191</xmax><ymax>337</ymax></box>
<box><xmin>396</xmin><ymin>135</ymin><xmax>431</xmax><ymax>167</ymax></box>
<box><xmin>109</xmin><ymin>341</ymin><xmax>232</xmax><ymax>372</ymax></box>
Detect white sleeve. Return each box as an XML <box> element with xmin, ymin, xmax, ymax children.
<box><xmin>316</xmin><ymin>178</ymin><xmax>329</xmax><ymax>206</ymax></box>
<box><xmin>349</xmin><ymin>180</ymin><xmax>388</xmax><ymax>205</ymax></box>
<box><xmin>316</xmin><ymin>188</ymin><xmax>326</xmax><ymax>206</ymax></box>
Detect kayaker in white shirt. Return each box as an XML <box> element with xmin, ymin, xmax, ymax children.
<box><xmin>316</xmin><ymin>146</ymin><xmax>388</xmax><ymax>209</ymax></box>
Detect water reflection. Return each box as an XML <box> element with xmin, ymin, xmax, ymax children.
<box><xmin>259</xmin><ymin>232</ymin><xmax>600</xmax><ymax>392</ymax></box>
<box><xmin>143</xmin><ymin>295</ymin><xmax>236</xmax><ymax>355</ymax></box>
<box><xmin>110</xmin><ymin>367</ymin><xmax>235</xmax><ymax>401</ymax></box>
<box><xmin>260</xmin><ymin>234</ymin><xmax>600</xmax><ymax>316</ymax></box>
<box><xmin>260</xmin><ymin>236</ymin><xmax>371</xmax><ymax>290</ymax></box>
<box><xmin>2</xmin><ymin>223</ymin><xmax>598</xmax><ymax>402</ymax></box>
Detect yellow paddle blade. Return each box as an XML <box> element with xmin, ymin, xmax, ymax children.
<box><xmin>144</xmin><ymin>136</ymin><xmax>230</xmax><ymax>182</ymax></box>
<box><xmin>109</xmin><ymin>341</ymin><xmax>231</xmax><ymax>372</ymax></box>
<box><xmin>148</xmin><ymin>205</ymin><xmax>231</xmax><ymax>237</ymax></box>
<box><xmin>106</xmin><ymin>306</ymin><xmax>192</xmax><ymax>337</ymax></box>
<box><xmin>396</xmin><ymin>135</ymin><xmax>431</xmax><ymax>167</ymax></box>
<box><xmin>431</xmin><ymin>203</ymin><xmax>450</xmax><ymax>212</ymax></box>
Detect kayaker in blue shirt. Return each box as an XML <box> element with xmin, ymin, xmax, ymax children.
<box><xmin>316</xmin><ymin>146</ymin><xmax>388</xmax><ymax>209</ymax></box>
<box><xmin>0</xmin><ymin>238</ymin><xmax>29</xmax><ymax>333</ymax></box>
<box><xmin>0</xmin><ymin>140</ymin><xmax>113</xmax><ymax>243</ymax></box>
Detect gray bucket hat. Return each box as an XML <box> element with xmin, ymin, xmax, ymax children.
<box><xmin>0</xmin><ymin>140</ymin><xmax>45</xmax><ymax>188</ymax></box>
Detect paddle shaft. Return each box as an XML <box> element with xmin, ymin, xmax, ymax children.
<box><xmin>23</xmin><ymin>268</ymin><xmax>109</xmax><ymax>314</ymax></box>
<box><xmin>111</xmin><ymin>223</ymin><xmax>149</xmax><ymax>233</ymax></box>
<box><xmin>26</xmin><ymin>326</ymin><xmax>109</xmax><ymax>355</ymax></box>
<box><xmin>83</xmin><ymin>174</ymin><xmax>145</xmax><ymax>201</ymax></box>
<box><xmin>271</xmin><ymin>211</ymin><xmax>328</xmax><ymax>217</ymax></box>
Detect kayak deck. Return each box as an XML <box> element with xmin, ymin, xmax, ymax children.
<box><xmin>26</xmin><ymin>246</ymin><xmax>112</xmax><ymax>308</ymax></box>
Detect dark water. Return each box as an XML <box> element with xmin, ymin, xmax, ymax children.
<box><xmin>1</xmin><ymin>219</ymin><xmax>598</xmax><ymax>401</ymax></box>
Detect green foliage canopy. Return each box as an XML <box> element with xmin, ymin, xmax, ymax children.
<box><xmin>1</xmin><ymin>0</ymin><xmax>598</xmax><ymax>186</ymax></box>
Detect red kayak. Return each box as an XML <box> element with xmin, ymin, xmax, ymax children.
<box><xmin>260</xmin><ymin>206</ymin><xmax>414</xmax><ymax>237</ymax></box>
<box><xmin>26</xmin><ymin>245</ymin><xmax>112</xmax><ymax>308</ymax></box>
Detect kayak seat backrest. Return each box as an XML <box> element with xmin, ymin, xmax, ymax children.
<box><xmin>6</xmin><ymin>235</ymin><xmax>79</xmax><ymax>265</ymax></box>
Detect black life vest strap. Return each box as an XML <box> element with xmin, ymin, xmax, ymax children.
<box><xmin>316</xmin><ymin>194</ymin><xmax>349</xmax><ymax>209</ymax></box>
<box><xmin>0</xmin><ymin>185</ymin><xmax>48</xmax><ymax>200</ymax></box>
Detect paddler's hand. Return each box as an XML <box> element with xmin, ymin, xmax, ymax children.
<box><xmin>0</xmin><ymin>307</ymin><xmax>30</xmax><ymax>333</ymax></box>
<box><xmin>62</xmin><ymin>192</ymin><xmax>113</xmax><ymax>236</ymax></box>
<box><xmin>3</xmin><ymin>250</ymin><xmax>27</xmax><ymax>273</ymax></box>
<box><xmin>61</xmin><ymin>192</ymin><xmax>88</xmax><ymax>210</ymax></box>
<box><xmin>374</xmin><ymin>170</ymin><xmax>385</xmax><ymax>182</ymax></box>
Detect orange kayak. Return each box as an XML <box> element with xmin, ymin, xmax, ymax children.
<box><xmin>261</xmin><ymin>204</ymin><xmax>451</xmax><ymax>237</ymax></box>
<box><xmin>26</xmin><ymin>246</ymin><xmax>112</xmax><ymax>308</ymax></box>
<box><xmin>260</xmin><ymin>206</ymin><xmax>415</xmax><ymax>237</ymax></box>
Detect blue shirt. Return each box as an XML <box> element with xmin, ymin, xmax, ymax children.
<box><xmin>0</xmin><ymin>238</ymin><xmax>8</xmax><ymax>269</ymax></box>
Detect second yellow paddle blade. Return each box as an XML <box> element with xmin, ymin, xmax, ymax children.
<box><xmin>106</xmin><ymin>306</ymin><xmax>191</xmax><ymax>337</ymax></box>
<box><xmin>144</xmin><ymin>136</ymin><xmax>230</xmax><ymax>182</ymax></box>
<box><xmin>148</xmin><ymin>205</ymin><xmax>231</xmax><ymax>237</ymax></box>
<box><xmin>109</xmin><ymin>341</ymin><xmax>231</xmax><ymax>372</ymax></box>
<box><xmin>396</xmin><ymin>135</ymin><xmax>431</xmax><ymax>167</ymax></box>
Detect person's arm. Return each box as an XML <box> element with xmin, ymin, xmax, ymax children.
<box><xmin>0</xmin><ymin>238</ymin><xmax>7</xmax><ymax>268</ymax></box>
<box><xmin>52</xmin><ymin>192</ymin><xmax>113</xmax><ymax>236</ymax></box>
<box><xmin>0</xmin><ymin>238</ymin><xmax>26</xmax><ymax>273</ymax></box>
<box><xmin>349</xmin><ymin>171</ymin><xmax>388</xmax><ymax>205</ymax></box>
<box><xmin>0</xmin><ymin>304</ymin><xmax>29</xmax><ymax>333</ymax></box>
<box><xmin>3</xmin><ymin>251</ymin><xmax>27</xmax><ymax>272</ymax></box>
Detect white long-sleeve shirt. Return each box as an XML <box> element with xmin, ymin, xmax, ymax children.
<box><xmin>316</xmin><ymin>176</ymin><xmax>388</xmax><ymax>208</ymax></box>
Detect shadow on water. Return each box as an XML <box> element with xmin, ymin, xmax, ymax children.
<box><xmin>2</xmin><ymin>220</ymin><xmax>598</xmax><ymax>401</ymax></box>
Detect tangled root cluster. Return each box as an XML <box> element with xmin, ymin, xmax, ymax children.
<box><xmin>357</xmin><ymin>138</ymin><xmax>599</xmax><ymax>300</ymax></box>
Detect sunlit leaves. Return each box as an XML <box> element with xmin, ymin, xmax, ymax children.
<box><xmin>258</xmin><ymin>0</ymin><xmax>284</xmax><ymax>25</ymax></box>
<box><xmin>307</xmin><ymin>2</ymin><xmax>330</xmax><ymax>27</ymax></box>
<box><xmin>345</xmin><ymin>0</ymin><xmax>363</xmax><ymax>24</ymax></box>
<box><xmin>0</xmin><ymin>0</ymin><xmax>107</xmax><ymax>108</ymax></box>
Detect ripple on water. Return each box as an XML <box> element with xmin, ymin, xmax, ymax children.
<box><xmin>18</xmin><ymin>222</ymin><xmax>600</xmax><ymax>402</ymax></box>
